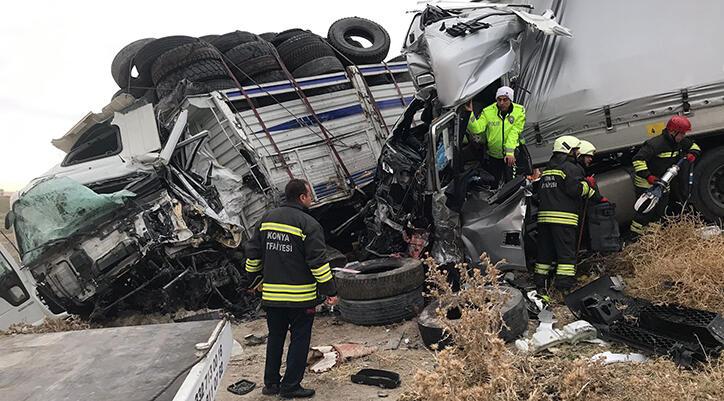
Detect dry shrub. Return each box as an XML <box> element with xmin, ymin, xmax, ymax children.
<box><xmin>1</xmin><ymin>315</ymin><xmax>90</xmax><ymax>335</ymax></box>
<box><xmin>623</xmin><ymin>216</ymin><xmax>724</xmax><ymax>313</ymax></box>
<box><xmin>401</xmin><ymin>255</ymin><xmax>724</xmax><ymax>401</ymax></box>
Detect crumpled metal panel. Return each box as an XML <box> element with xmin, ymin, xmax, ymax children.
<box><xmin>430</xmin><ymin>191</ymin><xmax>464</xmax><ymax>265</ymax></box>
<box><xmin>459</xmin><ymin>186</ymin><xmax>527</xmax><ymax>269</ymax></box>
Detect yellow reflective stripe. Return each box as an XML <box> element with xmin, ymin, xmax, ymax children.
<box><xmin>587</xmin><ymin>188</ymin><xmax>596</xmax><ymax>199</ymax></box>
<box><xmin>245</xmin><ymin>259</ymin><xmax>262</xmax><ymax>273</ymax></box>
<box><xmin>690</xmin><ymin>143</ymin><xmax>701</xmax><ymax>151</ymax></box>
<box><xmin>581</xmin><ymin>181</ymin><xmax>595</xmax><ymax>197</ymax></box>
<box><xmin>539</xmin><ymin>211</ymin><xmax>579</xmax><ymax>222</ymax></box>
<box><xmin>556</xmin><ymin>264</ymin><xmax>576</xmax><ymax>276</ymax></box>
<box><xmin>246</xmin><ymin>265</ymin><xmax>262</xmax><ymax>273</ymax></box>
<box><xmin>634</xmin><ymin>175</ymin><xmax>652</xmax><ymax>188</ymax></box>
<box><xmin>263</xmin><ymin>283</ymin><xmax>316</xmax><ymax>292</ymax></box>
<box><xmin>262</xmin><ymin>293</ymin><xmax>317</xmax><ymax>302</ymax></box>
<box><xmin>261</xmin><ymin>222</ymin><xmax>306</xmax><ymax>239</ymax></box>
<box><xmin>630</xmin><ymin>221</ymin><xmax>646</xmax><ymax>234</ymax></box>
<box><xmin>538</xmin><ymin>217</ymin><xmax>578</xmax><ymax>226</ymax></box>
<box><xmin>535</xmin><ymin>263</ymin><xmax>551</xmax><ymax>274</ymax></box>
<box><xmin>657</xmin><ymin>151</ymin><xmax>678</xmax><ymax>158</ymax></box>
<box><xmin>632</xmin><ymin>160</ymin><xmax>648</xmax><ymax>172</ymax></box>
<box><xmin>316</xmin><ymin>273</ymin><xmax>333</xmax><ymax>283</ymax></box>
<box><xmin>541</xmin><ymin>169</ymin><xmax>566</xmax><ymax>178</ymax></box>
<box><xmin>310</xmin><ymin>263</ymin><xmax>330</xmax><ymax>275</ymax></box>
<box><xmin>246</xmin><ymin>259</ymin><xmax>261</xmax><ymax>266</ymax></box>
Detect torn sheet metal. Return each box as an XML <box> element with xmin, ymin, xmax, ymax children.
<box><xmin>515</xmin><ymin>316</ymin><xmax>597</xmax><ymax>354</ymax></box>
<box><xmin>430</xmin><ymin>190</ymin><xmax>463</xmax><ymax>265</ymax></box>
<box><xmin>460</xmin><ymin>183</ymin><xmax>527</xmax><ymax>270</ymax></box>
<box><xmin>12</xmin><ymin>177</ymin><xmax>135</xmax><ymax>265</ymax></box>
<box><xmin>591</xmin><ymin>352</ymin><xmax>648</xmax><ymax>365</ymax></box>
<box><xmin>406</xmin><ymin>3</ymin><xmax>571</xmax><ymax>107</ymax></box>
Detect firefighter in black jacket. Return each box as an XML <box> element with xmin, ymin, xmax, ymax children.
<box><xmin>536</xmin><ymin>136</ymin><xmax>605</xmax><ymax>292</ymax></box>
<box><xmin>630</xmin><ymin>115</ymin><xmax>700</xmax><ymax>236</ymax></box>
<box><xmin>245</xmin><ymin>179</ymin><xmax>337</xmax><ymax>399</ymax></box>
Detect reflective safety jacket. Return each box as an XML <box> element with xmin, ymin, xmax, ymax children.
<box><xmin>467</xmin><ymin>102</ymin><xmax>526</xmax><ymax>159</ymax></box>
<box><xmin>538</xmin><ymin>153</ymin><xmax>601</xmax><ymax>226</ymax></box>
<box><xmin>244</xmin><ymin>202</ymin><xmax>336</xmax><ymax>308</ymax></box>
<box><xmin>632</xmin><ymin>131</ymin><xmax>701</xmax><ymax>189</ymax></box>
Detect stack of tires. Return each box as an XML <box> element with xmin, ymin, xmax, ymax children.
<box><xmin>210</xmin><ymin>31</ymin><xmax>286</xmax><ymax>85</ymax></box>
<box><xmin>334</xmin><ymin>258</ymin><xmax>425</xmax><ymax>326</ymax></box>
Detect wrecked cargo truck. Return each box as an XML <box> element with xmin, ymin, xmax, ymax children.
<box><xmin>365</xmin><ymin>0</ymin><xmax>724</xmax><ymax>268</ymax></box>
<box><xmin>7</xmin><ymin>63</ymin><xmax>416</xmax><ymax>317</ymax></box>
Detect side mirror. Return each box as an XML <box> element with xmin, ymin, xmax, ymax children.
<box><xmin>4</xmin><ymin>211</ymin><xmax>15</xmax><ymax>230</ymax></box>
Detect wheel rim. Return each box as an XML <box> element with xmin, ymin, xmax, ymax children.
<box><xmin>707</xmin><ymin>164</ymin><xmax>724</xmax><ymax>209</ymax></box>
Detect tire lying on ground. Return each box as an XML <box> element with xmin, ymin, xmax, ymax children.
<box><xmin>417</xmin><ymin>287</ymin><xmax>529</xmax><ymax>349</ymax></box>
<box><xmin>333</xmin><ymin>258</ymin><xmax>425</xmax><ymax>300</ymax></box>
<box><xmin>327</xmin><ymin>17</ymin><xmax>391</xmax><ymax>65</ymax></box>
<box><xmin>338</xmin><ymin>287</ymin><xmax>424</xmax><ymax>326</ymax></box>
<box><xmin>111</xmin><ymin>38</ymin><xmax>155</xmax><ymax>90</ymax></box>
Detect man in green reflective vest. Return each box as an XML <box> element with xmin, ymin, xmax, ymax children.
<box><xmin>465</xmin><ymin>86</ymin><xmax>526</xmax><ymax>184</ymax></box>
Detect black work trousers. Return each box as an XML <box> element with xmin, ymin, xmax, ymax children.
<box><xmin>535</xmin><ymin>223</ymin><xmax>578</xmax><ymax>278</ymax></box>
<box><xmin>264</xmin><ymin>306</ymin><xmax>315</xmax><ymax>392</ymax></box>
<box><xmin>484</xmin><ymin>157</ymin><xmax>515</xmax><ymax>186</ymax></box>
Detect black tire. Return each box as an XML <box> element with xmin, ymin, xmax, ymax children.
<box><xmin>259</xmin><ymin>32</ymin><xmax>277</xmax><ymax>42</ymax></box>
<box><xmin>387</xmin><ymin>54</ymin><xmax>406</xmax><ymax>63</ymax></box>
<box><xmin>224</xmin><ymin>41</ymin><xmax>280</xmax><ymax>83</ymax></box>
<box><xmin>199</xmin><ymin>34</ymin><xmax>219</xmax><ymax>42</ymax></box>
<box><xmin>292</xmin><ymin>56</ymin><xmax>344</xmax><ymax>78</ymax></box>
<box><xmin>271</xmin><ymin>28</ymin><xmax>308</xmax><ymax>47</ymax></box>
<box><xmin>201</xmin><ymin>78</ymin><xmax>237</xmax><ymax>93</ymax></box>
<box><xmin>276</xmin><ymin>33</ymin><xmax>337</xmax><ymax>73</ymax></box>
<box><xmin>417</xmin><ymin>287</ymin><xmax>529</xmax><ymax>349</ymax></box>
<box><xmin>327</xmin><ymin>17</ymin><xmax>390</xmax><ymax>65</ymax></box>
<box><xmin>252</xmin><ymin>70</ymin><xmax>288</xmax><ymax>84</ymax></box>
<box><xmin>338</xmin><ymin>287</ymin><xmax>424</xmax><ymax>326</ymax></box>
<box><xmin>111</xmin><ymin>38</ymin><xmax>155</xmax><ymax>89</ymax></box>
<box><xmin>334</xmin><ymin>258</ymin><xmax>424</xmax><ymax>300</ymax></box>
<box><xmin>210</xmin><ymin>31</ymin><xmax>258</xmax><ymax>53</ymax></box>
<box><xmin>134</xmin><ymin>36</ymin><xmax>198</xmax><ymax>89</ymax></box>
<box><xmin>155</xmin><ymin>59</ymin><xmax>230</xmax><ymax>98</ymax></box>
<box><xmin>151</xmin><ymin>42</ymin><xmax>223</xmax><ymax>85</ymax></box>
<box><xmin>691</xmin><ymin>146</ymin><xmax>724</xmax><ymax>221</ymax></box>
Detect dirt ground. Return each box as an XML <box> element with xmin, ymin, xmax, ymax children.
<box><xmin>218</xmin><ymin>314</ymin><xmax>434</xmax><ymax>401</ymax></box>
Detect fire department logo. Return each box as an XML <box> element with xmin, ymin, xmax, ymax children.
<box><xmin>508</xmin><ymin>115</ymin><xmax>515</xmax><ymax>124</ymax></box>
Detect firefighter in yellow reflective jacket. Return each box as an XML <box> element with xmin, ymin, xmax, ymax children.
<box><xmin>535</xmin><ymin>136</ymin><xmax>605</xmax><ymax>292</ymax></box>
<box><xmin>465</xmin><ymin>86</ymin><xmax>526</xmax><ymax>184</ymax></box>
<box><xmin>244</xmin><ymin>179</ymin><xmax>337</xmax><ymax>398</ymax></box>
<box><xmin>630</xmin><ymin>115</ymin><xmax>700</xmax><ymax>236</ymax></box>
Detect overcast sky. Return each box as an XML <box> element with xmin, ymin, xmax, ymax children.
<box><xmin>0</xmin><ymin>0</ymin><xmax>418</xmax><ymax>191</ymax></box>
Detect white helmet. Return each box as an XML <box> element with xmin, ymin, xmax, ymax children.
<box><xmin>578</xmin><ymin>140</ymin><xmax>596</xmax><ymax>157</ymax></box>
<box><xmin>553</xmin><ymin>135</ymin><xmax>581</xmax><ymax>154</ymax></box>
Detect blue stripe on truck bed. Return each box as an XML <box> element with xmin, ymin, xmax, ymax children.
<box><xmin>261</xmin><ymin>97</ymin><xmax>414</xmax><ymax>133</ymax></box>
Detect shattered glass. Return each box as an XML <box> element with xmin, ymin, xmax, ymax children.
<box><xmin>13</xmin><ymin>177</ymin><xmax>135</xmax><ymax>265</ymax></box>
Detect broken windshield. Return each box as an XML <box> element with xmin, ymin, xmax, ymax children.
<box><xmin>12</xmin><ymin>177</ymin><xmax>135</xmax><ymax>265</ymax></box>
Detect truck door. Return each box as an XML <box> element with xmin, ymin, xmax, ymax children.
<box><xmin>0</xmin><ymin>245</ymin><xmax>49</xmax><ymax>330</ymax></box>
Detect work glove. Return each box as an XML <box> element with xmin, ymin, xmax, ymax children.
<box><xmin>600</xmin><ymin>197</ymin><xmax>609</xmax><ymax>203</ymax></box>
<box><xmin>585</xmin><ymin>176</ymin><xmax>596</xmax><ymax>187</ymax></box>
<box><xmin>686</xmin><ymin>152</ymin><xmax>697</xmax><ymax>163</ymax></box>
<box><xmin>646</xmin><ymin>175</ymin><xmax>660</xmax><ymax>186</ymax></box>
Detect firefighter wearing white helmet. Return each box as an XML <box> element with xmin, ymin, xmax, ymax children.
<box><xmin>535</xmin><ymin>136</ymin><xmax>605</xmax><ymax>293</ymax></box>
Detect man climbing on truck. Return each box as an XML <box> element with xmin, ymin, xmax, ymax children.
<box><xmin>465</xmin><ymin>86</ymin><xmax>526</xmax><ymax>185</ymax></box>
<box><xmin>630</xmin><ymin>115</ymin><xmax>700</xmax><ymax>236</ymax></box>
<box><xmin>535</xmin><ymin>136</ymin><xmax>605</xmax><ymax>293</ymax></box>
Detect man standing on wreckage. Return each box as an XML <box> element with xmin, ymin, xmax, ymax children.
<box><xmin>244</xmin><ymin>179</ymin><xmax>338</xmax><ymax>399</ymax></box>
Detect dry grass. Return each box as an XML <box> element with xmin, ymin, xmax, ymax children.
<box><xmin>401</xmin><ymin>255</ymin><xmax>724</xmax><ymax>401</ymax></box>
<box><xmin>622</xmin><ymin>216</ymin><xmax>724</xmax><ymax>314</ymax></box>
<box><xmin>1</xmin><ymin>315</ymin><xmax>91</xmax><ymax>335</ymax></box>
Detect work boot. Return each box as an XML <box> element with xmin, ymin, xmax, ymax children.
<box><xmin>280</xmin><ymin>386</ymin><xmax>315</xmax><ymax>399</ymax></box>
<box><xmin>554</xmin><ymin>276</ymin><xmax>577</xmax><ymax>294</ymax></box>
<box><xmin>261</xmin><ymin>384</ymin><xmax>279</xmax><ymax>395</ymax></box>
<box><xmin>533</xmin><ymin>273</ymin><xmax>549</xmax><ymax>293</ymax></box>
